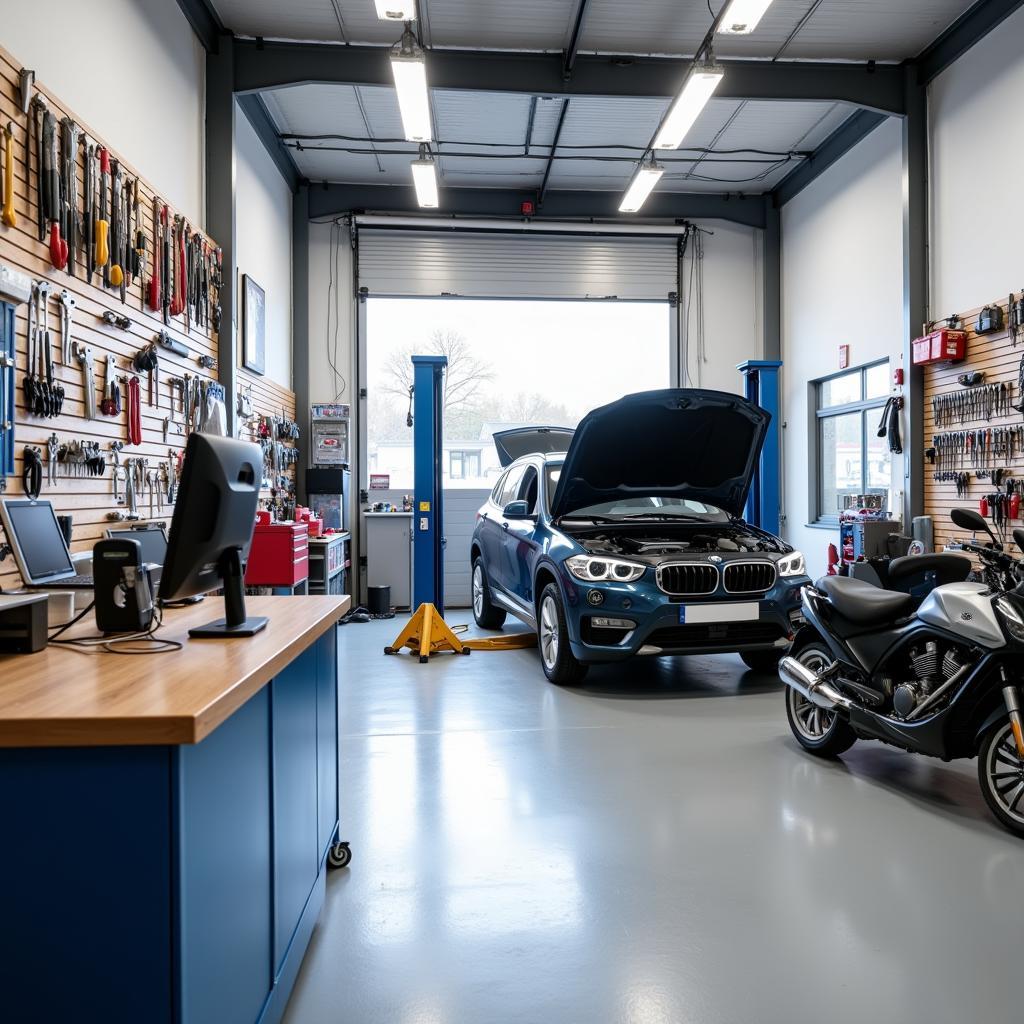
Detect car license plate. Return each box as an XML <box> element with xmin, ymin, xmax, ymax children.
<box><xmin>679</xmin><ymin>603</ymin><xmax>758</xmax><ymax>624</ymax></box>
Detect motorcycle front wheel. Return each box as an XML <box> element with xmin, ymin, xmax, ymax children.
<box><xmin>978</xmin><ymin>721</ymin><xmax>1024</xmax><ymax>838</ymax></box>
<box><xmin>784</xmin><ymin>642</ymin><xmax>857</xmax><ymax>759</ymax></box>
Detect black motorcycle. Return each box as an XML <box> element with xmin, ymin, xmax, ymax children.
<box><xmin>780</xmin><ymin>508</ymin><xmax>1024</xmax><ymax>837</ymax></box>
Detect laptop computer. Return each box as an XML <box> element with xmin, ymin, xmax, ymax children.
<box><xmin>0</xmin><ymin>498</ymin><xmax>94</xmax><ymax>589</ymax></box>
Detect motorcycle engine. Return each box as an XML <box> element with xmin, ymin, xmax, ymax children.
<box><xmin>887</xmin><ymin>641</ymin><xmax>969</xmax><ymax>719</ymax></box>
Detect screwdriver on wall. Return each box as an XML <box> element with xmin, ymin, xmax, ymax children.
<box><xmin>95</xmin><ymin>147</ymin><xmax>110</xmax><ymax>275</ymax></box>
<box><xmin>2</xmin><ymin>122</ymin><xmax>15</xmax><ymax>228</ymax></box>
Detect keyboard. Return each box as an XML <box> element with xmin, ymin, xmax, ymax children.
<box><xmin>39</xmin><ymin>574</ymin><xmax>95</xmax><ymax>589</ymax></box>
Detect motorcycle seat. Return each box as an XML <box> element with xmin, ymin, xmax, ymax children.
<box><xmin>817</xmin><ymin>575</ymin><xmax>916</xmax><ymax>624</ymax></box>
<box><xmin>887</xmin><ymin>552</ymin><xmax>972</xmax><ymax>586</ymax></box>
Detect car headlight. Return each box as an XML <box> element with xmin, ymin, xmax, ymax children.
<box><xmin>778</xmin><ymin>551</ymin><xmax>806</xmax><ymax>577</ymax></box>
<box><xmin>997</xmin><ymin>597</ymin><xmax>1024</xmax><ymax>642</ymax></box>
<box><xmin>565</xmin><ymin>555</ymin><xmax>646</xmax><ymax>583</ymax></box>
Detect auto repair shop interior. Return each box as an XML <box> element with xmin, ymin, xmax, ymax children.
<box><xmin>3</xmin><ymin>0</ymin><xmax>1024</xmax><ymax>1021</ymax></box>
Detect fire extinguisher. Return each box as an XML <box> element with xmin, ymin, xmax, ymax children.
<box><xmin>980</xmin><ymin>496</ymin><xmax>990</xmax><ymax>518</ymax></box>
<box><xmin>1011</xmin><ymin>493</ymin><xmax>1021</xmax><ymax>520</ymax></box>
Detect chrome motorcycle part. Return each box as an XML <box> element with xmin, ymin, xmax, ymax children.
<box><xmin>783</xmin><ymin>644</ymin><xmax>857</xmax><ymax>757</ymax></box>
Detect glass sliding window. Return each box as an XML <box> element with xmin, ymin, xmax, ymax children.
<box><xmin>814</xmin><ymin>360</ymin><xmax>891</xmax><ymax>522</ymax></box>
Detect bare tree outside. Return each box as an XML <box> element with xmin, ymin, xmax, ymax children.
<box><xmin>382</xmin><ymin>330</ymin><xmax>494</xmax><ymax>415</ymax></box>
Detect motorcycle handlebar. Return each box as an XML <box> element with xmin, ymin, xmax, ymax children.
<box><xmin>960</xmin><ymin>541</ymin><xmax>1018</xmax><ymax>571</ymax></box>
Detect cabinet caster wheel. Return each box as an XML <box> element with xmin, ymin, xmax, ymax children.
<box><xmin>328</xmin><ymin>842</ymin><xmax>352</xmax><ymax>869</ymax></box>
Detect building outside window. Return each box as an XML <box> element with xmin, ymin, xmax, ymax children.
<box><xmin>449</xmin><ymin>450</ymin><xmax>481</xmax><ymax>480</ymax></box>
<box><xmin>813</xmin><ymin>360</ymin><xmax>891</xmax><ymax>522</ymax></box>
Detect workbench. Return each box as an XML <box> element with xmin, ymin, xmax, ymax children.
<box><xmin>0</xmin><ymin>594</ymin><xmax>349</xmax><ymax>1024</ymax></box>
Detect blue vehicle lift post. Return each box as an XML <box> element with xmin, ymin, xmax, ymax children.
<box><xmin>737</xmin><ymin>360</ymin><xmax>782</xmax><ymax>536</ymax></box>
<box><xmin>412</xmin><ymin>355</ymin><xmax>448</xmax><ymax>615</ymax></box>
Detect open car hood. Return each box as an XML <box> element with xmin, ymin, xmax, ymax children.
<box><xmin>550</xmin><ymin>389</ymin><xmax>770</xmax><ymax>520</ymax></box>
<box><xmin>492</xmin><ymin>426</ymin><xmax>576</xmax><ymax>467</ymax></box>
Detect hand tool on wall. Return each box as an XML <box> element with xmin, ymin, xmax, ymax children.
<box><xmin>58</xmin><ymin>289</ymin><xmax>75</xmax><ymax>366</ymax></box>
<box><xmin>132</xmin><ymin>341</ymin><xmax>160</xmax><ymax>407</ymax></box>
<box><xmin>147</xmin><ymin>197</ymin><xmax>162</xmax><ymax>313</ymax></box>
<box><xmin>126</xmin><ymin>375</ymin><xmax>142</xmax><ymax>445</ymax></box>
<box><xmin>100</xmin><ymin>355</ymin><xmax>121</xmax><ymax>416</ymax></box>
<box><xmin>109</xmin><ymin>160</ymin><xmax>124</xmax><ymax>292</ymax></box>
<box><xmin>59</xmin><ymin>118</ymin><xmax>81</xmax><ymax>276</ymax></box>
<box><xmin>82</xmin><ymin>138</ymin><xmax>95</xmax><ymax>279</ymax></box>
<box><xmin>133</xmin><ymin>180</ymin><xmax>146</xmax><ymax>296</ymax></box>
<box><xmin>170</xmin><ymin>215</ymin><xmax>184</xmax><ymax>318</ymax></box>
<box><xmin>102</xmin><ymin>310</ymin><xmax>132</xmax><ymax>330</ymax></box>
<box><xmin>46</xmin><ymin>433</ymin><xmax>59</xmax><ymax>487</ymax></box>
<box><xmin>161</xmin><ymin>205</ymin><xmax>171</xmax><ymax>324</ymax></box>
<box><xmin>23</xmin><ymin>282</ymin><xmax>37</xmax><ymax>414</ymax></box>
<box><xmin>46</xmin><ymin>295</ymin><xmax>64</xmax><ymax>417</ymax></box>
<box><xmin>30</xmin><ymin>97</ymin><xmax>47</xmax><ymax>243</ymax></box>
<box><xmin>110</xmin><ymin>441</ymin><xmax>123</xmax><ymax>501</ymax></box>
<box><xmin>22</xmin><ymin>446</ymin><xmax>42</xmax><ymax>500</ymax></box>
<box><xmin>156</xmin><ymin>329</ymin><xmax>189</xmax><ymax>358</ymax></box>
<box><xmin>35</xmin><ymin>281</ymin><xmax>53</xmax><ymax>416</ymax></box>
<box><xmin>42</xmin><ymin>110</ymin><xmax>67</xmax><ymax>270</ymax></box>
<box><xmin>95</xmin><ymin>147</ymin><xmax>110</xmax><ymax>275</ymax></box>
<box><xmin>2</xmin><ymin>123</ymin><xmax>16</xmax><ymax>228</ymax></box>
<box><xmin>73</xmin><ymin>342</ymin><xmax>96</xmax><ymax>419</ymax></box>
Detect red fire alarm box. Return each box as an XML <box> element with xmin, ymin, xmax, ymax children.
<box><xmin>521</xmin><ymin>200</ymin><xmax>535</xmax><ymax>217</ymax></box>
<box><xmin>244</xmin><ymin>521</ymin><xmax>309</xmax><ymax>587</ymax></box>
<box><xmin>912</xmin><ymin>328</ymin><xmax>967</xmax><ymax>366</ymax></box>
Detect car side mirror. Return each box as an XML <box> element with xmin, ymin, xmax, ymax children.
<box><xmin>503</xmin><ymin>500</ymin><xmax>534</xmax><ymax>520</ymax></box>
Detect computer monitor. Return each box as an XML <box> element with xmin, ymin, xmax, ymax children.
<box><xmin>159</xmin><ymin>433</ymin><xmax>267</xmax><ymax>638</ymax></box>
<box><xmin>105</xmin><ymin>523</ymin><xmax>168</xmax><ymax>566</ymax></box>
<box><xmin>0</xmin><ymin>498</ymin><xmax>76</xmax><ymax>585</ymax></box>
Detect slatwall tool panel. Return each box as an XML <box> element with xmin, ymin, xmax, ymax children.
<box><xmin>237</xmin><ymin>367</ymin><xmax>299</xmax><ymax>507</ymax></box>
<box><xmin>0</xmin><ymin>45</ymin><xmax>221</xmax><ymax>591</ymax></box>
<box><xmin>923</xmin><ymin>296</ymin><xmax>1024</xmax><ymax>555</ymax></box>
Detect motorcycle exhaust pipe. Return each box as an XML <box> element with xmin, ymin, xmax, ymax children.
<box><xmin>779</xmin><ymin>656</ymin><xmax>854</xmax><ymax>711</ymax></box>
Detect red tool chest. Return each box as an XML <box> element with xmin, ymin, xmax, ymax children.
<box><xmin>912</xmin><ymin>327</ymin><xmax>967</xmax><ymax>366</ymax></box>
<box><xmin>244</xmin><ymin>521</ymin><xmax>309</xmax><ymax>587</ymax></box>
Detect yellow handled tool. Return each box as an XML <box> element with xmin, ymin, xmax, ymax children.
<box><xmin>95</xmin><ymin>146</ymin><xmax>110</xmax><ymax>268</ymax></box>
<box><xmin>1</xmin><ymin>122</ymin><xmax>15</xmax><ymax>228</ymax></box>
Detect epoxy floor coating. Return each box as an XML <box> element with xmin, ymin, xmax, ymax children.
<box><xmin>284</xmin><ymin>619</ymin><xmax>1024</xmax><ymax>1024</ymax></box>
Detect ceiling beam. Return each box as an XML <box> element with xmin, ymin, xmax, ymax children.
<box><xmin>174</xmin><ymin>0</ymin><xmax>224</xmax><ymax>53</ymax></box>
<box><xmin>233</xmin><ymin>40</ymin><xmax>906</xmax><ymax>114</ymax></box>
<box><xmin>563</xmin><ymin>0</ymin><xmax>592</xmax><ymax>79</ymax></box>
<box><xmin>236</xmin><ymin>94</ymin><xmax>302</xmax><ymax>193</ymax></box>
<box><xmin>307</xmin><ymin>183</ymin><xmax>768</xmax><ymax>229</ymax></box>
<box><xmin>538</xmin><ymin>100</ymin><xmax>570</xmax><ymax>204</ymax></box>
<box><xmin>917</xmin><ymin>0</ymin><xmax>1024</xmax><ymax>84</ymax></box>
<box><xmin>770</xmin><ymin>109</ymin><xmax>887</xmax><ymax>207</ymax></box>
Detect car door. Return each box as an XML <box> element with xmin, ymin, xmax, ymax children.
<box><xmin>480</xmin><ymin>466</ymin><xmax>522</xmax><ymax>590</ymax></box>
<box><xmin>500</xmin><ymin>463</ymin><xmax>542</xmax><ymax>607</ymax></box>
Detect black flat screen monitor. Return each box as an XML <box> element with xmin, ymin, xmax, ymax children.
<box><xmin>159</xmin><ymin>433</ymin><xmax>267</xmax><ymax>638</ymax></box>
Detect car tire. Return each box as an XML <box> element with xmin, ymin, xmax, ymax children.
<box><xmin>538</xmin><ymin>583</ymin><xmax>589</xmax><ymax>686</ymax></box>
<box><xmin>472</xmin><ymin>558</ymin><xmax>507</xmax><ymax>629</ymax></box>
<box><xmin>740</xmin><ymin>648</ymin><xmax>784</xmax><ymax>672</ymax></box>
<box><xmin>784</xmin><ymin>642</ymin><xmax>857</xmax><ymax>758</ymax></box>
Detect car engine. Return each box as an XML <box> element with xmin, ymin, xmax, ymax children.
<box><xmin>574</xmin><ymin>524</ymin><xmax>789</xmax><ymax>563</ymax></box>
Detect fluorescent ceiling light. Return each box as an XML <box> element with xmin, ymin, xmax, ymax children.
<box><xmin>390</xmin><ymin>47</ymin><xmax>432</xmax><ymax>142</ymax></box>
<box><xmin>619</xmin><ymin>159</ymin><xmax>664</xmax><ymax>213</ymax></box>
<box><xmin>717</xmin><ymin>0</ymin><xmax>774</xmax><ymax>34</ymax></box>
<box><xmin>411</xmin><ymin>151</ymin><xmax>439</xmax><ymax>208</ymax></box>
<box><xmin>375</xmin><ymin>0</ymin><xmax>416</xmax><ymax>20</ymax></box>
<box><xmin>652</xmin><ymin>62</ymin><xmax>724</xmax><ymax>150</ymax></box>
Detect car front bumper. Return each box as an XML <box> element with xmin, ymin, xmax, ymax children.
<box><xmin>558</xmin><ymin>570</ymin><xmax>809</xmax><ymax>663</ymax></box>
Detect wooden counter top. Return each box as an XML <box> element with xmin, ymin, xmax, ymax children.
<box><xmin>0</xmin><ymin>595</ymin><xmax>349</xmax><ymax>748</ymax></box>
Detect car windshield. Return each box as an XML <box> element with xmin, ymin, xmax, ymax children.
<box><xmin>544</xmin><ymin>465</ymin><xmax>728</xmax><ymax>521</ymax></box>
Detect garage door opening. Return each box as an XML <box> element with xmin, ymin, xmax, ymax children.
<box><xmin>366</xmin><ymin>297</ymin><xmax>672</xmax><ymax>491</ymax></box>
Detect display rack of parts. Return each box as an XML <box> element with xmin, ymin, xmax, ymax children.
<box><xmin>0</xmin><ymin>45</ymin><xmax>221</xmax><ymax>591</ymax></box>
<box><xmin>923</xmin><ymin>295</ymin><xmax>1024</xmax><ymax>555</ymax></box>
<box><xmin>237</xmin><ymin>369</ymin><xmax>299</xmax><ymax>512</ymax></box>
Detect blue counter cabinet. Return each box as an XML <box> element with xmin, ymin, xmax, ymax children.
<box><xmin>0</xmin><ymin>625</ymin><xmax>340</xmax><ymax>1024</ymax></box>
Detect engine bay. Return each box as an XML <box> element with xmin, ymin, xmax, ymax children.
<box><xmin>568</xmin><ymin>523</ymin><xmax>789</xmax><ymax>565</ymax></box>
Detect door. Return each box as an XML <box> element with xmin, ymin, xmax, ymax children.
<box><xmin>500</xmin><ymin>464</ymin><xmax>542</xmax><ymax>605</ymax></box>
<box><xmin>479</xmin><ymin>466</ymin><xmax>523</xmax><ymax>585</ymax></box>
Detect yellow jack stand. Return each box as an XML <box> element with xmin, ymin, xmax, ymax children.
<box><xmin>385</xmin><ymin>603</ymin><xmax>471</xmax><ymax>663</ymax></box>
<box><xmin>384</xmin><ymin>604</ymin><xmax>538</xmax><ymax>662</ymax></box>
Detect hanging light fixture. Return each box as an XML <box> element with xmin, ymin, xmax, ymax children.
<box><xmin>375</xmin><ymin>0</ymin><xmax>416</xmax><ymax>21</ymax></box>
<box><xmin>619</xmin><ymin>155</ymin><xmax>664</xmax><ymax>214</ymax></box>
<box><xmin>717</xmin><ymin>0</ymin><xmax>775</xmax><ymax>34</ymax></box>
<box><xmin>411</xmin><ymin>144</ymin><xmax>439</xmax><ymax>208</ymax></box>
<box><xmin>390</xmin><ymin>24</ymin><xmax>432</xmax><ymax>142</ymax></box>
<box><xmin>653</xmin><ymin>57</ymin><xmax>724</xmax><ymax>150</ymax></box>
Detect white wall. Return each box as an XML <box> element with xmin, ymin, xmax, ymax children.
<box><xmin>680</xmin><ymin>219</ymin><xmax>763</xmax><ymax>394</ymax></box>
<box><xmin>930</xmin><ymin>4</ymin><xmax>1024</xmax><ymax>316</ymax></box>
<box><xmin>236</xmin><ymin>107</ymin><xmax>293</xmax><ymax>387</ymax></box>
<box><xmin>309</xmin><ymin>219</ymin><xmax>356</xmax><ymax>407</ymax></box>
<box><xmin>0</xmin><ymin>0</ymin><xmax>204</xmax><ymax>226</ymax></box>
<box><xmin>781</xmin><ymin>118</ymin><xmax>905</xmax><ymax>578</ymax></box>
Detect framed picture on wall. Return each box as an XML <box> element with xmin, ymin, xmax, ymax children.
<box><xmin>242</xmin><ymin>275</ymin><xmax>266</xmax><ymax>376</ymax></box>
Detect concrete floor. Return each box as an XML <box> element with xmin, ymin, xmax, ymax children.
<box><xmin>284</xmin><ymin>617</ymin><xmax>1023</xmax><ymax>1024</ymax></box>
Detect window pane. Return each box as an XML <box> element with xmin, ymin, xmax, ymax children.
<box><xmin>866</xmin><ymin>428</ymin><xmax>891</xmax><ymax>496</ymax></box>
<box><xmin>820</xmin><ymin>371</ymin><xmax>860</xmax><ymax>408</ymax></box>
<box><xmin>820</xmin><ymin>412</ymin><xmax>863</xmax><ymax>517</ymax></box>
<box><xmin>865</xmin><ymin>362</ymin><xmax>890</xmax><ymax>400</ymax></box>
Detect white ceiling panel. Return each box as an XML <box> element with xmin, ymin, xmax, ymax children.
<box><xmin>433</xmin><ymin>90</ymin><xmax>532</xmax><ymax>144</ymax></box>
<box><xmin>414</xmin><ymin>0</ymin><xmax>579</xmax><ymax>51</ymax></box>
<box><xmin>210</xmin><ymin>0</ymin><xmax>346</xmax><ymax>41</ymax></box>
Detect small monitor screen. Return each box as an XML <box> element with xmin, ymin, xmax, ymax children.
<box><xmin>107</xmin><ymin>527</ymin><xmax>168</xmax><ymax>566</ymax></box>
<box><xmin>6</xmin><ymin>502</ymin><xmax>74</xmax><ymax>581</ymax></box>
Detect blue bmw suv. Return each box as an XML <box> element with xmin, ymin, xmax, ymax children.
<box><xmin>470</xmin><ymin>389</ymin><xmax>810</xmax><ymax>684</ymax></box>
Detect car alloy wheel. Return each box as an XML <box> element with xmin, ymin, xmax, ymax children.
<box><xmin>472</xmin><ymin>564</ymin><xmax>485</xmax><ymax>618</ymax></box>
<box><xmin>540</xmin><ymin>594</ymin><xmax>559</xmax><ymax>671</ymax></box>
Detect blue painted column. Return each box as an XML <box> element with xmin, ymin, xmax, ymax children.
<box><xmin>737</xmin><ymin>360</ymin><xmax>782</xmax><ymax>535</ymax></box>
<box><xmin>412</xmin><ymin>355</ymin><xmax>447</xmax><ymax>614</ymax></box>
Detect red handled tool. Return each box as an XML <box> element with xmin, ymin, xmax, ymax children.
<box><xmin>147</xmin><ymin>197</ymin><xmax>162</xmax><ymax>312</ymax></box>
<box><xmin>126</xmin><ymin>375</ymin><xmax>142</xmax><ymax>446</ymax></box>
